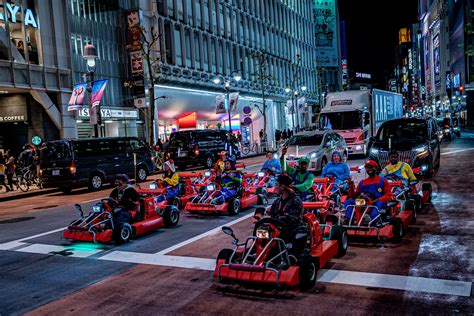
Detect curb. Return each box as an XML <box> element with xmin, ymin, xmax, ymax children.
<box><xmin>0</xmin><ymin>188</ymin><xmax>58</xmax><ymax>203</ymax></box>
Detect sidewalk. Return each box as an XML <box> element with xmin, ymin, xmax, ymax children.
<box><xmin>0</xmin><ymin>186</ymin><xmax>57</xmax><ymax>202</ymax></box>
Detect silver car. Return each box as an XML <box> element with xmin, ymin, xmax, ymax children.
<box><xmin>280</xmin><ymin>130</ymin><xmax>348</xmax><ymax>172</ymax></box>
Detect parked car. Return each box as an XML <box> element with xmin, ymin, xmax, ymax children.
<box><xmin>39</xmin><ymin>137</ymin><xmax>154</xmax><ymax>193</ymax></box>
<box><xmin>368</xmin><ymin>117</ymin><xmax>441</xmax><ymax>178</ymax></box>
<box><xmin>436</xmin><ymin>117</ymin><xmax>455</xmax><ymax>141</ymax></box>
<box><xmin>280</xmin><ymin>130</ymin><xmax>348</xmax><ymax>172</ymax></box>
<box><xmin>165</xmin><ymin>129</ymin><xmax>240</xmax><ymax>170</ymax></box>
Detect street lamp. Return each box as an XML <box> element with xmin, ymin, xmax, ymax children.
<box><xmin>213</xmin><ymin>71</ymin><xmax>241</xmax><ymax>132</ymax></box>
<box><xmin>285</xmin><ymin>84</ymin><xmax>306</xmax><ymax>133</ymax></box>
<box><xmin>83</xmin><ymin>42</ymin><xmax>99</xmax><ymax>138</ymax></box>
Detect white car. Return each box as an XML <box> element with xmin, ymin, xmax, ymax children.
<box><xmin>280</xmin><ymin>130</ymin><xmax>348</xmax><ymax>172</ymax></box>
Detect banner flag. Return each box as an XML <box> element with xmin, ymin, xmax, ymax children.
<box><xmin>229</xmin><ymin>92</ymin><xmax>239</xmax><ymax>113</ymax></box>
<box><xmin>215</xmin><ymin>94</ymin><xmax>226</xmax><ymax>114</ymax></box>
<box><xmin>67</xmin><ymin>82</ymin><xmax>87</xmax><ymax>111</ymax></box>
<box><xmin>91</xmin><ymin>79</ymin><xmax>108</xmax><ymax>109</ymax></box>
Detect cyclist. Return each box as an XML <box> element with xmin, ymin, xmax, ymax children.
<box><xmin>4</xmin><ymin>150</ymin><xmax>15</xmax><ymax>191</ymax></box>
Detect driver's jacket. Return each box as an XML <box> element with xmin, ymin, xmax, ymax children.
<box><xmin>268</xmin><ymin>193</ymin><xmax>303</xmax><ymax>229</ymax></box>
<box><xmin>219</xmin><ymin>170</ymin><xmax>242</xmax><ymax>189</ymax></box>
<box><xmin>349</xmin><ymin>175</ymin><xmax>393</xmax><ymax>203</ymax></box>
<box><xmin>381</xmin><ymin>162</ymin><xmax>416</xmax><ymax>186</ymax></box>
<box><xmin>109</xmin><ymin>185</ymin><xmax>140</xmax><ymax>212</ymax></box>
<box><xmin>162</xmin><ymin>171</ymin><xmax>179</xmax><ymax>188</ymax></box>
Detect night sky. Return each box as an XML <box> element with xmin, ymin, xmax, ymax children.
<box><xmin>338</xmin><ymin>0</ymin><xmax>419</xmax><ymax>87</ymax></box>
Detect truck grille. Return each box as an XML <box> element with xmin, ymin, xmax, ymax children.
<box><xmin>376</xmin><ymin>150</ymin><xmax>416</xmax><ymax>167</ymax></box>
<box><xmin>345</xmin><ymin>137</ymin><xmax>357</xmax><ymax>144</ymax></box>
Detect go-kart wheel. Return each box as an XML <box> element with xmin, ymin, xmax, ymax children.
<box><xmin>391</xmin><ymin>218</ymin><xmax>403</xmax><ymax>244</ymax></box>
<box><xmin>412</xmin><ymin>195</ymin><xmax>422</xmax><ymax>214</ymax></box>
<box><xmin>162</xmin><ymin>206</ymin><xmax>180</xmax><ymax>227</ymax></box>
<box><xmin>298</xmin><ymin>255</ymin><xmax>318</xmax><ymax>291</ymax></box>
<box><xmin>216</xmin><ymin>248</ymin><xmax>234</xmax><ymax>264</ymax></box>
<box><xmin>228</xmin><ymin>198</ymin><xmax>240</xmax><ymax>216</ymax></box>
<box><xmin>113</xmin><ymin>223</ymin><xmax>132</xmax><ymax>244</ymax></box>
<box><xmin>257</xmin><ymin>188</ymin><xmax>267</xmax><ymax>205</ymax></box>
<box><xmin>330</xmin><ymin>225</ymin><xmax>348</xmax><ymax>258</ymax></box>
<box><xmin>205</xmin><ymin>155</ymin><xmax>214</xmax><ymax>169</ymax></box>
<box><xmin>422</xmin><ymin>183</ymin><xmax>432</xmax><ymax>204</ymax></box>
<box><xmin>404</xmin><ymin>200</ymin><xmax>416</xmax><ymax>224</ymax></box>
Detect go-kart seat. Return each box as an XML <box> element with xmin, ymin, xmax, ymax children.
<box><xmin>287</xmin><ymin>225</ymin><xmax>310</xmax><ymax>257</ymax></box>
<box><xmin>133</xmin><ymin>199</ymin><xmax>146</xmax><ymax>221</ymax></box>
<box><xmin>177</xmin><ymin>182</ymin><xmax>186</xmax><ymax>196</ymax></box>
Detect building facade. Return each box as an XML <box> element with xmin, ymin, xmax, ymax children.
<box><xmin>137</xmin><ymin>0</ymin><xmax>320</xmax><ymax>145</ymax></box>
<box><xmin>0</xmin><ymin>0</ymin><xmax>75</xmax><ymax>155</ymax></box>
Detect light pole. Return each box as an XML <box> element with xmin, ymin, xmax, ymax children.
<box><xmin>213</xmin><ymin>71</ymin><xmax>242</xmax><ymax>132</ymax></box>
<box><xmin>285</xmin><ymin>84</ymin><xmax>306</xmax><ymax>133</ymax></box>
<box><xmin>83</xmin><ymin>42</ymin><xmax>99</xmax><ymax>138</ymax></box>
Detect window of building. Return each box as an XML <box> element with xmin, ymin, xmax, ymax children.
<box><xmin>226</xmin><ymin>43</ymin><xmax>231</xmax><ymax>74</ymax></box>
<box><xmin>203</xmin><ymin>35</ymin><xmax>209</xmax><ymax>71</ymax></box>
<box><xmin>210</xmin><ymin>37</ymin><xmax>216</xmax><ymax>73</ymax></box>
<box><xmin>204</xmin><ymin>0</ymin><xmax>210</xmax><ymax>31</ymax></box>
<box><xmin>196</xmin><ymin>0</ymin><xmax>202</xmax><ymax>28</ymax></box>
<box><xmin>186</xmin><ymin>0</ymin><xmax>194</xmax><ymax>26</ymax></box>
<box><xmin>174</xmin><ymin>26</ymin><xmax>182</xmax><ymax>66</ymax></box>
<box><xmin>219</xmin><ymin>5</ymin><xmax>224</xmax><ymax>37</ymax></box>
<box><xmin>194</xmin><ymin>32</ymin><xmax>201</xmax><ymax>69</ymax></box>
<box><xmin>177</xmin><ymin>0</ymin><xmax>184</xmax><ymax>21</ymax></box>
<box><xmin>239</xmin><ymin>13</ymin><xmax>244</xmax><ymax>43</ymax></box>
<box><xmin>232</xmin><ymin>10</ymin><xmax>237</xmax><ymax>41</ymax></box>
<box><xmin>211</xmin><ymin>0</ymin><xmax>217</xmax><ymax>33</ymax></box>
<box><xmin>167</xmin><ymin>0</ymin><xmax>175</xmax><ymax>18</ymax></box>
<box><xmin>218</xmin><ymin>40</ymin><xmax>224</xmax><ymax>74</ymax></box>
<box><xmin>185</xmin><ymin>29</ymin><xmax>192</xmax><ymax>68</ymax></box>
<box><xmin>164</xmin><ymin>22</ymin><xmax>173</xmax><ymax>64</ymax></box>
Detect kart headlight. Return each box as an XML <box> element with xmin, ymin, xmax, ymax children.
<box><xmin>415</xmin><ymin>146</ymin><xmax>429</xmax><ymax>157</ymax></box>
<box><xmin>444</xmin><ymin>129</ymin><xmax>450</xmax><ymax>133</ymax></box>
<box><xmin>92</xmin><ymin>205</ymin><xmax>102</xmax><ymax>212</ymax></box>
<box><xmin>421</xmin><ymin>164</ymin><xmax>428</xmax><ymax>171</ymax></box>
<box><xmin>355</xmin><ymin>199</ymin><xmax>366</xmax><ymax>206</ymax></box>
<box><xmin>369</xmin><ymin>148</ymin><xmax>379</xmax><ymax>155</ymax></box>
<box><xmin>204</xmin><ymin>171</ymin><xmax>211</xmax><ymax>177</ymax></box>
<box><xmin>256</xmin><ymin>229</ymin><xmax>270</xmax><ymax>239</ymax></box>
<box><xmin>149</xmin><ymin>183</ymin><xmax>157</xmax><ymax>189</ymax></box>
<box><xmin>257</xmin><ymin>172</ymin><xmax>265</xmax><ymax>177</ymax></box>
<box><xmin>308</xmin><ymin>152</ymin><xmax>317</xmax><ymax>158</ymax></box>
<box><xmin>206</xmin><ymin>184</ymin><xmax>216</xmax><ymax>191</ymax></box>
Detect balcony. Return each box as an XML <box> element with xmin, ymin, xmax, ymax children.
<box><xmin>0</xmin><ymin>60</ymin><xmax>72</xmax><ymax>92</ymax></box>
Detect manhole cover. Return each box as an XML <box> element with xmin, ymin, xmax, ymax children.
<box><xmin>0</xmin><ymin>217</ymin><xmax>36</xmax><ymax>224</ymax></box>
<box><xmin>33</xmin><ymin>205</ymin><xmax>58</xmax><ymax>210</ymax></box>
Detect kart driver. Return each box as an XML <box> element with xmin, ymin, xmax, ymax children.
<box><xmin>213</xmin><ymin>151</ymin><xmax>227</xmax><ymax>174</ymax></box>
<box><xmin>267</xmin><ymin>174</ymin><xmax>304</xmax><ymax>243</ymax></box>
<box><xmin>381</xmin><ymin>151</ymin><xmax>417</xmax><ymax>187</ymax></box>
<box><xmin>155</xmin><ymin>160</ymin><xmax>180</xmax><ymax>202</ymax></box>
<box><xmin>109</xmin><ymin>174</ymin><xmax>139</xmax><ymax>224</ymax></box>
<box><xmin>344</xmin><ymin>160</ymin><xmax>393</xmax><ymax>223</ymax></box>
<box><xmin>216</xmin><ymin>159</ymin><xmax>242</xmax><ymax>203</ymax></box>
<box><xmin>280</xmin><ymin>147</ymin><xmax>315</xmax><ymax>201</ymax></box>
<box><xmin>322</xmin><ymin>151</ymin><xmax>350</xmax><ymax>184</ymax></box>
<box><xmin>261</xmin><ymin>151</ymin><xmax>282</xmax><ymax>176</ymax></box>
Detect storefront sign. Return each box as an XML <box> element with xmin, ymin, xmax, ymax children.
<box><xmin>0</xmin><ymin>95</ymin><xmax>28</xmax><ymax>123</ymax></box>
<box><xmin>31</xmin><ymin>135</ymin><xmax>42</xmax><ymax>146</ymax></box>
<box><xmin>78</xmin><ymin>108</ymin><xmax>138</xmax><ymax>119</ymax></box>
<box><xmin>0</xmin><ymin>115</ymin><xmax>25</xmax><ymax>122</ymax></box>
<box><xmin>0</xmin><ymin>3</ymin><xmax>38</xmax><ymax>28</ymax></box>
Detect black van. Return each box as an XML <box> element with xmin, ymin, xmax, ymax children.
<box><xmin>39</xmin><ymin>137</ymin><xmax>154</xmax><ymax>192</ymax></box>
<box><xmin>165</xmin><ymin>129</ymin><xmax>240</xmax><ymax>170</ymax></box>
<box><xmin>368</xmin><ymin>117</ymin><xmax>441</xmax><ymax>178</ymax></box>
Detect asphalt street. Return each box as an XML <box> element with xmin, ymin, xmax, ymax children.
<box><xmin>0</xmin><ymin>140</ymin><xmax>472</xmax><ymax>315</ymax></box>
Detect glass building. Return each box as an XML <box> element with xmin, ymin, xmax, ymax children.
<box><xmin>142</xmin><ymin>0</ymin><xmax>320</xmax><ymax>144</ymax></box>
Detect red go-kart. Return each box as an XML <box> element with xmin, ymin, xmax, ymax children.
<box><xmin>137</xmin><ymin>177</ymin><xmax>197</xmax><ymax>210</ymax></box>
<box><xmin>214</xmin><ymin>213</ymin><xmax>348</xmax><ymax>290</ymax></box>
<box><xmin>63</xmin><ymin>196</ymin><xmax>179</xmax><ymax>244</ymax></box>
<box><xmin>185</xmin><ymin>178</ymin><xmax>261</xmax><ymax>216</ymax></box>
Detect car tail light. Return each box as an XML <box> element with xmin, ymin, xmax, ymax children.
<box><xmin>70</xmin><ymin>160</ymin><xmax>76</xmax><ymax>175</ymax></box>
<box><xmin>194</xmin><ymin>145</ymin><xmax>199</xmax><ymax>156</ymax></box>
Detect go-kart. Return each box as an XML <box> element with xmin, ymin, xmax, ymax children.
<box><xmin>185</xmin><ymin>178</ymin><xmax>261</xmax><ymax>216</ymax></box>
<box><xmin>63</xmin><ymin>196</ymin><xmax>179</xmax><ymax>244</ymax></box>
<box><xmin>330</xmin><ymin>193</ymin><xmax>414</xmax><ymax>243</ymax></box>
<box><xmin>214</xmin><ymin>212</ymin><xmax>348</xmax><ymax>290</ymax></box>
<box><xmin>137</xmin><ymin>177</ymin><xmax>197</xmax><ymax>209</ymax></box>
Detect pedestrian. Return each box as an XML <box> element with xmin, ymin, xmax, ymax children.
<box><xmin>162</xmin><ymin>138</ymin><xmax>169</xmax><ymax>151</ymax></box>
<box><xmin>282</xmin><ymin>129</ymin><xmax>288</xmax><ymax>140</ymax></box>
<box><xmin>4</xmin><ymin>150</ymin><xmax>15</xmax><ymax>191</ymax></box>
<box><xmin>259</xmin><ymin>129</ymin><xmax>264</xmax><ymax>140</ymax></box>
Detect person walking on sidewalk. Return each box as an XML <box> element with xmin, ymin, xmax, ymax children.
<box><xmin>4</xmin><ymin>150</ymin><xmax>16</xmax><ymax>191</ymax></box>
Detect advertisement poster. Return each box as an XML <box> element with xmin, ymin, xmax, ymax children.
<box><xmin>91</xmin><ymin>79</ymin><xmax>108</xmax><ymax>108</ymax></box>
<box><xmin>314</xmin><ymin>0</ymin><xmax>338</xmax><ymax>67</ymax></box>
<box><xmin>433</xmin><ymin>34</ymin><xmax>440</xmax><ymax>86</ymax></box>
<box><xmin>287</xmin><ymin>99</ymin><xmax>294</xmax><ymax>114</ymax></box>
<box><xmin>67</xmin><ymin>82</ymin><xmax>87</xmax><ymax>111</ymax></box>
<box><xmin>229</xmin><ymin>92</ymin><xmax>239</xmax><ymax>113</ymax></box>
<box><xmin>215</xmin><ymin>94</ymin><xmax>226</xmax><ymax>114</ymax></box>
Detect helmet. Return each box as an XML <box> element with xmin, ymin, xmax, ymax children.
<box><xmin>298</xmin><ymin>157</ymin><xmax>310</xmax><ymax>165</ymax></box>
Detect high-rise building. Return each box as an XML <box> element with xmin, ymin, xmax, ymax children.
<box><xmin>138</xmin><ymin>0</ymin><xmax>320</xmax><ymax>144</ymax></box>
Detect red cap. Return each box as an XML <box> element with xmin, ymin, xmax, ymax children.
<box><xmin>364</xmin><ymin>160</ymin><xmax>378</xmax><ymax>168</ymax></box>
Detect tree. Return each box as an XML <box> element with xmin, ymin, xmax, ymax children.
<box><xmin>125</xmin><ymin>24</ymin><xmax>168</xmax><ymax>145</ymax></box>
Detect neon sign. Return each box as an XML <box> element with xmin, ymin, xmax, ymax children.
<box><xmin>0</xmin><ymin>3</ymin><xmax>38</xmax><ymax>28</ymax></box>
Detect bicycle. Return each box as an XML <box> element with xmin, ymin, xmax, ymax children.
<box><xmin>15</xmin><ymin>166</ymin><xmax>42</xmax><ymax>192</ymax></box>
<box><xmin>153</xmin><ymin>151</ymin><xmax>164</xmax><ymax>173</ymax></box>
<box><xmin>241</xmin><ymin>141</ymin><xmax>260</xmax><ymax>156</ymax></box>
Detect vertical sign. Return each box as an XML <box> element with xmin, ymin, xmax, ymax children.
<box><xmin>127</xmin><ymin>10</ymin><xmax>146</xmax><ymax>106</ymax></box>
<box><xmin>433</xmin><ymin>34</ymin><xmax>440</xmax><ymax>86</ymax></box>
<box><xmin>314</xmin><ymin>0</ymin><xmax>338</xmax><ymax>67</ymax></box>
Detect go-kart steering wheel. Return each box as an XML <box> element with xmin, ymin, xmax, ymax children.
<box><xmin>252</xmin><ymin>217</ymin><xmax>287</xmax><ymax>236</ymax></box>
<box><xmin>101</xmin><ymin>198</ymin><xmax>118</xmax><ymax>208</ymax></box>
<box><xmin>324</xmin><ymin>172</ymin><xmax>338</xmax><ymax>180</ymax></box>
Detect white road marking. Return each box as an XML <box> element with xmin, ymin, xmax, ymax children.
<box><xmin>97</xmin><ymin>251</ymin><xmax>472</xmax><ymax>297</ymax></box>
<box><xmin>14</xmin><ymin>227</ymin><xmax>67</xmax><ymax>242</ymax></box>
<box><xmin>0</xmin><ymin>241</ymin><xmax>28</xmax><ymax>250</ymax></box>
<box><xmin>16</xmin><ymin>243</ymin><xmax>103</xmax><ymax>258</ymax></box>
<box><xmin>317</xmin><ymin>269</ymin><xmax>472</xmax><ymax>297</ymax></box>
<box><xmin>156</xmin><ymin>212</ymin><xmax>254</xmax><ymax>255</ymax></box>
<box><xmin>441</xmin><ymin>148</ymin><xmax>474</xmax><ymax>156</ymax></box>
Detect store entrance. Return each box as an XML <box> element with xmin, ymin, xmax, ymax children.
<box><xmin>0</xmin><ymin>122</ymin><xmax>28</xmax><ymax>156</ymax></box>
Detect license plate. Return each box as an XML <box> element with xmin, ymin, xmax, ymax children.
<box><xmin>178</xmin><ymin>152</ymin><xmax>187</xmax><ymax>157</ymax></box>
<box><xmin>52</xmin><ymin>169</ymin><xmax>60</xmax><ymax>176</ymax></box>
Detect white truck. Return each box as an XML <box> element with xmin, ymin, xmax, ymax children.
<box><xmin>319</xmin><ymin>89</ymin><xmax>403</xmax><ymax>156</ymax></box>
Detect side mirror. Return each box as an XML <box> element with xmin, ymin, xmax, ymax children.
<box><xmin>74</xmin><ymin>203</ymin><xmax>83</xmax><ymax>217</ymax></box>
<box><xmin>222</xmin><ymin>226</ymin><xmax>234</xmax><ymax>237</ymax></box>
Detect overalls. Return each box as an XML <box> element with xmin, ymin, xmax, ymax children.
<box><xmin>344</xmin><ymin>177</ymin><xmax>387</xmax><ymax>221</ymax></box>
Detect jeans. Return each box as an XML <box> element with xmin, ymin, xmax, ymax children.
<box><xmin>155</xmin><ymin>187</ymin><xmax>179</xmax><ymax>203</ymax></box>
<box><xmin>344</xmin><ymin>198</ymin><xmax>386</xmax><ymax>222</ymax></box>
<box><xmin>216</xmin><ymin>187</ymin><xmax>237</xmax><ymax>203</ymax></box>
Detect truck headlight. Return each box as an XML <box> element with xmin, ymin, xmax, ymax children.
<box><xmin>415</xmin><ymin>146</ymin><xmax>429</xmax><ymax>157</ymax></box>
<box><xmin>355</xmin><ymin>145</ymin><xmax>362</xmax><ymax>151</ymax></box>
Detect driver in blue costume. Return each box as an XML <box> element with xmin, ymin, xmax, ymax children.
<box><xmin>322</xmin><ymin>151</ymin><xmax>350</xmax><ymax>191</ymax></box>
<box><xmin>215</xmin><ymin>159</ymin><xmax>242</xmax><ymax>203</ymax></box>
<box><xmin>344</xmin><ymin>160</ymin><xmax>393</xmax><ymax>223</ymax></box>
